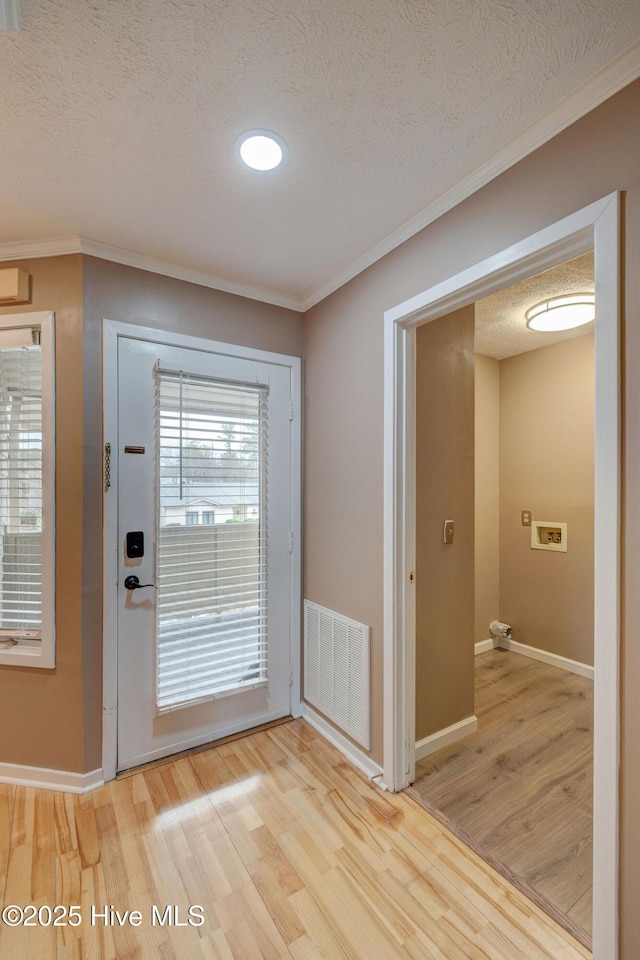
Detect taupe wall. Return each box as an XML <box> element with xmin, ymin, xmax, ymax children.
<box><xmin>474</xmin><ymin>355</ymin><xmax>500</xmax><ymax>645</ymax></box>
<box><xmin>499</xmin><ymin>336</ymin><xmax>594</xmax><ymax>664</ymax></box>
<box><xmin>0</xmin><ymin>255</ymin><xmax>302</xmax><ymax>774</ymax></box>
<box><xmin>81</xmin><ymin>257</ymin><xmax>303</xmax><ymax>770</ymax></box>
<box><xmin>415</xmin><ymin>307</ymin><xmax>475</xmax><ymax>740</ymax></box>
<box><xmin>303</xmin><ymin>80</ymin><xmax>640</xmax><ymax>956</ymax></box>
<box><xmin>0</xmin><ymin>256</ymin><xmax>85</xmax><ymax>771</ymax></box>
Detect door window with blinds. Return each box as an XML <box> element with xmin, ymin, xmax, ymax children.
<box><xmin>156</xmin><ymin>368</ymin><xmax>268</xmax><ymax>712</ymax></box>
<box><xmin>0</xmin><ymin>313</ymin><xmax>55</xmax><ymax>668</ymax></box>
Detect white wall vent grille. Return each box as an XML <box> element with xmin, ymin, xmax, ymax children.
<box><xmin>304</xmin><ymin>600</ymin><xmax>370</xmax><ymax>750</ymax></box>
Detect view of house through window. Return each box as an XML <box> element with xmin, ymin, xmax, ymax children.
<box><xmin>155</xmin><ymin>369</ymin><xmax>268</xmax><ymax>712</ymax></box>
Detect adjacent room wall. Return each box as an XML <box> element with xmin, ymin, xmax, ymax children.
<box><xmin>474</xmin><ymin>354</ymin><xmax>500</xmax><ymax>646</ymax></box>
<box><xmin>499</xmin><ymin>334</ymin><xmax>594</xmax><ymax>665</ymax></box>
<box><xmin>415</xmin><ymin>306</ymin><xmax>475</xmax><ymax>741</ymax></box>
<box><xmin>303</xmin><ymin>79</ymin><xmax>640</xmax><ymax>957</ymax></box>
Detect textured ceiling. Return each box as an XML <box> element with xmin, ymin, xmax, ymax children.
<box><xmin>0</xmin><ymin>1</ymin><xmax>639</xmax><ymax>309</ymax></box>
<box><xmin>475</xmin><ymin>253</ymin><xmax>594</xmax><ymax>359</ymax></box>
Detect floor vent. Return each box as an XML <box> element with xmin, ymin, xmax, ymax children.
<box><xmin>303</xmin><ymin>600</ymin><xmax>370</xmax><ymax>750</ymax></box>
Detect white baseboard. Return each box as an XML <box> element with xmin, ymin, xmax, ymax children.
<box><xmin>0</xmin><ymin>762</ymin><xmax>104</xmax><ymax>794</ymax></box>
<box><xmin>301</xmin><ymin>702</ymin><xmax>383</xmax><ymax>782</ymax></box>
<box><xmin>475</xmin><ymin>634</ymin><xmax>593</xmax><ymax>680</ymax></box>
<box><xmin>474</xmin><ymin>638</ymin><xmax>497</xmax><ymax>654</ymax></box>
<box><xmin>415</xmin><ymin>715</ymin><xmax>478</xmax><ymax>762</ymax></box>
<box><xmin>498</xmin><ymin>637</ymin><xmax>594</xmax><ymax>680</ymax></box>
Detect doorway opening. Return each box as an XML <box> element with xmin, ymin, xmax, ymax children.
<box><xmin>409</xmin><ymin>251</ymin><xmax>595</xmax><ymax>944</ymax></box>
<box><xmin>383</xmin><ymin>194</ymin><xmax>619</xmax><ymax>960</ymax></box>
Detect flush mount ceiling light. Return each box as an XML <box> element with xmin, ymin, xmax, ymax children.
<box><xmin>525</xmin><ymin>293</ymin><xmax>595</xmax><ymax>332</ymax></box>
<box><xmin>236</xmin><ymin>130</ymin><xmax>287</xmax><ymax>172</ymax></box>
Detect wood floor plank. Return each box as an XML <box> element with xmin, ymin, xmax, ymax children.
<box><xmin>0</xmin><ymin>718</ymin><xmax>590</xmax><ymax>959</ymax></box>
<box><xmin>411</xmin><ymin>649</ymin><xmax>593</xmax><ymax>940</ymax></box>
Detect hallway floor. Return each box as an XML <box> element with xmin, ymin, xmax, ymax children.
<box><xmin>410</xmin><ymin>649</ymin><xmax>593</xmax><ymax>939</ymax></box>
<box><xmin>0</xmin><ymin>717</ymin><xmax>590</xmax><ymax>959</ymax></box>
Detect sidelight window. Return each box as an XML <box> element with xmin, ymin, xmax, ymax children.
<box><xmin>0</xmin><ymin>313</ymin><xmax>55</xmax><ymax>668</ymax></box>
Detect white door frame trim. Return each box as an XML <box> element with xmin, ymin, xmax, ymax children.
<box><xmin>383</xmin><ymin>192</ymin><xmax>620</xmax><ymax>959</ymax></box>
<box><xmin>102</xmin><ymin>320</ymin><xmax>302</xmax><ymax>783</ymax></box>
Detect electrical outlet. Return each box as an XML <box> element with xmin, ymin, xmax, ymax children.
<box><xmin>521</xmin><ymin>509</ymin><xmax>532</xmax><ymax>526</ymax></box>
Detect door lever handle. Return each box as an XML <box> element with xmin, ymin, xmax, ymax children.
<box><xmin>124</xmin><ymin>575</ymin><xmax>156</xmax><ymax>591</ymax></box>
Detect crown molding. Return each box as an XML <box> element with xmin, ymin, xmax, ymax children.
<box><xmin>77</xmin><ymin>238</ymin><xmax>304</xmax><ymax>312</ymax></box>
<box><xmin>0</xmin><ymin>236</ymin><xmax>304</xmax><ymax>312</ymax></box>
<box><xmin>1</xmin><ymin>40</ymin><xmax>638</xmax><ymax>315</ymax></box>
<box><xmin>301</xmin><ymin>39</ymin><xmax>640</xmax><ymax>311</ymax></box>
<box><xmin>0</xmin><ymin>237</ymin><xmax>83</xmax><ymax>260</ymax></box>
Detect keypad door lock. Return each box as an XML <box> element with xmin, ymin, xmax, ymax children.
<box><xmin>126</xmin><ymin>530</ymin><xmax>144</xmax><ymax>558</ymax></box>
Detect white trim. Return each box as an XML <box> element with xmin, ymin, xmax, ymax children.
<box><xmin>591</xmin><ymin>192</ymin><xmax>621</xmax><ymax>960</ymax></box>
<box><xmin>495</xmin><ymin>638</ymin><xmax>594</xmax><ymax>680</ymax></box>
<box><xmin>0</xmin><ymin>762</ymin><xmax>103</xmax><ymax>794</ymax></box>
<box><xmin>302</xmin><ymin>42</ymin><xmax>640</xmax><ymax>310</ymax></box>
<box><xmin>0</xmin><ymin>44</ymin><xmax>638</xmax><ymax>314</ymax></box>
<box><xmin>117</xmin><ymin>710</ymin><xmax>291</xmax><ymax>771</ymax></box>
<box><xmin>289</xmin><ymin>352</ymin><xmax>303</xmax><ymax>720</ymax></box>
<box><xmin>383</xmin><ymin>192</ymin><xmax>620</xmax><ymax>959</ymax></box>
<box><xmin>475</xmin><ymin>637</ymin><xmax>595</xmax><ymax>679</ymax></box>
<box><xmin>474</xmin><ymin>638</ymin><xmax>496</xmax><ymax>655</ymax></box>
<box><xmin>0</xmin><ymin>237</ymin><xmax>82</xmax><ymax>261</ymax></box>
<box><xmin>0</xmin><ymin>237</ymin><xmax>303</xmax><ymax>313</ymax></box>
<box><xmin>102</xmin><ymin>320</ymin><xmax>302</xmax><ymax>783</ymax></box>
<box><xmin>0</xmin><ymin>0</ymin><xmax>20</xmax><ymax>32</ymax></box>
<box><xmin>301</xmin><ymin>703</ymin><xmax>384</xmax><ymax>782</ymax></box>
<box><xmin>415</xmin><ymin>715</ymin><xmax>478</xmax><ymax>762</ymax></box>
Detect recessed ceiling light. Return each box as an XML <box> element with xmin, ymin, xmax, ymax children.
<box><xmin>525</xmin><ymin>293</ymin><xmax>595</xmax><ymax>332</ymax></box>
<box><xmin>236</xmin><ymin>130</ymin><xmax>287</xmax><ymax>172</ymax></box>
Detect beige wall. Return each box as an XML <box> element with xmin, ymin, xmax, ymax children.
<box><xmin>415</xmin><ymin>307</ymin><xmax>475</xmax><ymax>740</ymax></box>
<box><xmin>0</xmin><ymin>256</ymin><xmax>85</xmax><ymax>771</ymax></box>
<box><xmin>474</xmin><ymin>354</ymin><xmax>500</xmax><ymax>645</ymax></box>
<box><xmin>81</xmin><ymin>257</ymin><xmax>303</xmax><ymax>770</ymax></box>
<box><xmin>303</xmin><ymin>79</ymin><xmax>640</xmax><ymax>956</ymax></box>
<box><xmin>499</xmin><ymin>336</ymin><xmax>594</xmax><ymax>664</ymax></box>
<box><xmin>0</xmin><ymin>255</ymin><xmax>302</xmax><ymax>774</ymax></box>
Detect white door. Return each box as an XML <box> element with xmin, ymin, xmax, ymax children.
<box><xmin>115</xmin><ymin>335</ymin><xmax>294</xmax><ymax>771</ymax></box>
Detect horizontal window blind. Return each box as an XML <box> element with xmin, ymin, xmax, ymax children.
<box><xmin>0</xmin><ymin>340</ymin><xmax>43</xmax><ymax>639</ymax></box>
<box><xmin>155</xmin><ymin>368</ymin><xmax>268</xmax><ymax>712</ymax></box>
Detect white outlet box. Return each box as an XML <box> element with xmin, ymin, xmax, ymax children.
<box><xmin>531</xmin><ymin>520</ymin><xmax>567</xmax><ymax>552</ymax></box>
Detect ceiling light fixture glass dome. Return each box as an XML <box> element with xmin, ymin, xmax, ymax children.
<box><xmin>525</xmin><ymin>293</ymin><xmax>595</xmax><ymax>332</ymax></box>
<box><xmin>236</xmin><ymin>130</ymin><xmax>287</xmax><ymax>171</ymax></box>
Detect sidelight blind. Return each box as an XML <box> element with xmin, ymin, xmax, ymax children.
<box><xmin>155</xmin><ymin>368</ymin><xmax>268</xmax><ymax>713</ymax></box>
<box><xmin>0</xmin><ymin>335</ymin><xmax>43</xmax><ymax>638</ymax></box>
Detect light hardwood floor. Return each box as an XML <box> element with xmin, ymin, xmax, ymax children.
<box><xmin>411</xmin><ymin>649</ymin><xmax>593</xmax><ymax>939</ymax></box>
<box><xmin>0</xmin><ymin>719</ymin><xmax>590</xmax><ymax>959</ymax></box>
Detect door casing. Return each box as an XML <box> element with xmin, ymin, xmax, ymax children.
<box><xmin>383</xmin><ymin>193</ymin><xmax>620</xmax><ymax>959</ymax></box>
<box><xmin>102</xmin><ymin>321</ymin><xmax>302</xmax><ymax>781</ymax></box>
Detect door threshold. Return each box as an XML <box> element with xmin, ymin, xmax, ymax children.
<box><xmin>403</xmin><ymin>785</ymin><xmax>592</xmax><ymax>954</ymax></box>
<box><xmin>116</xmin><ymin>715</ymin><xmax>294</xmax><ymax>780</ymax></box>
